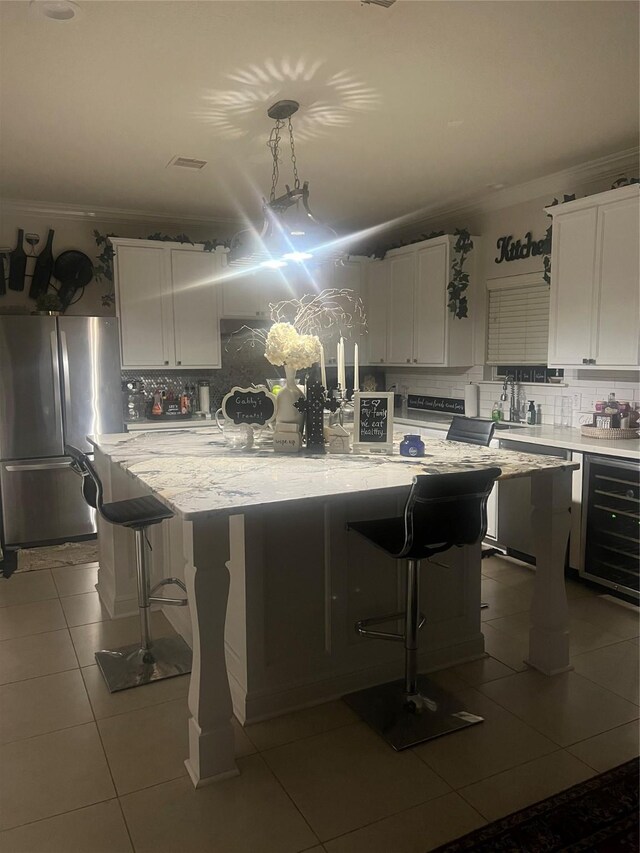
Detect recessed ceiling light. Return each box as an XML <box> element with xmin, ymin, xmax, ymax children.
<box><xmin>447</xmin><ymin>119</ymin><xmax>464</xmax><ymax>128</ymax></box>
<box><xmin>29</xmin><ymin>1</ymin><xmax>81</xmax><ymax>21</ymax></box>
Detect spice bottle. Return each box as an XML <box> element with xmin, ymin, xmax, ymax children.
<box><xmin>527</xmin><ymin>401</ymin><xmax>536</xmax><ymax>425</ymax></box>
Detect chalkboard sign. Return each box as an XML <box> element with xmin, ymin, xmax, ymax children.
<box><xmin>407</xmin><ymin>394</ymin><xmax>465</xmax><ymax>414</ymax></box>
<box><xmin>221</xmin><ymin>387</ymin><xmax>276</xmax><ymax>427</ymax></box>
<box><xmin>353</xmin><ymin>392</ymin><xmax>394</xmax><ymax>454</ymax></box>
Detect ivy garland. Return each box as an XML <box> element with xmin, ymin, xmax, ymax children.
<box><xmin>541</xmin><ymin>194</ymin><xmax>575</xmax><ymax>285</ymax></box>
<box><xmin>92</xmin><ymin>230</ymin><xmax>228</xmax><ymax>307</ymax></box>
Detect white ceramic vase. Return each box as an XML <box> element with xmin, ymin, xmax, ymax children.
<box><xmin>276</xmin><ymin>365</ymin><xmax>304</xmax><ymax>430</ymax></box>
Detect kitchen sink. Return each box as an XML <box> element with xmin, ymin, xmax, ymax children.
<box><xmin>493</xmin><ymin>422</ymin><xmax>529</xmax><ymax>429</ymax></box>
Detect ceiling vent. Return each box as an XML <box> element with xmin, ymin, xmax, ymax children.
<box><xmin>361</xmin><ymin>0</ymin><xmax>396</xmax><ymax>7</ymax></box>
<box><xmin>167</xmin><ymin>156</ymin><xmax>208</xmax><ymax>170</ymax></box>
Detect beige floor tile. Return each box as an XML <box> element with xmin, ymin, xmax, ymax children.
<box><xmin>486</xmin><ymin>609</ymin><xmax>625</xmax><ymax>656</ymax></box>
<box><xmin>60</xmin><ymin>591</ymin><xmax>111</xmax><ymax>628</ymax></box>
<box><xmin>450</xmin><ymin>656</ymin><xmax>515</xmax><ymax>686</ymax></box>
<box><xmin>0</xmin><ymin>629</ymin><xmax>78</xmax><ymax>685</ymax></box>
<box><xmin>572</xmin><ymin>640</ymin><xmax>639</xmax><ymax>704</ymax></box>
<box><xmin>566</xmin><ymin>721</ymin><xmax>640</xmax><ymax>772</ymax></box>
<box><xmin>97</xmin><ymin>697</ymin><xmax>189</xmax><ymax>795</ymax></box>
<box><xmin>481</xmin><ymin>557</ymin><xmax>593</xmax><ymax>600</ymax></box>
<box><xmin>324</xmin><ymin>792</ymin><xmax>485</xmax><ymax>853</ymax></box>
<box><xmin>70</xmin><ymin>611</ymin><xmax>175</xmax><ymax>667</ymax></box>
<box><xmin>120</xmin><ymin>754</ymin><xmax>317</xmax><ymax>853</ymax></box>
<box><xmin>0</xmin><ymin>598</ymin><xmax>66</xmax><ymax>641</ymax></box>
<box><xmin>0</xmin><ymin>799</ymin><xmax>132</xmax><ymax>853</ymax></box>
<box><xmin>480</xmin><ymin>622</ymin><xmax>528</xmax><ymax>672</ymax></box>
<box><xmin>459</xmin><ymin>750</ymin><xmax>594</xmax><ymax>822</ymax></box>
<box><xmin>51</xmin><ymin>563</ymin><xmax>99</xmax><ymax>597</ymax></box>
<box><xmin>245</xmin><ymin>700</ymin><xmax>359</xmax><ymax>751</ymax></box>
<box><xmin>0</xmin><ymin>722</ymin><xmax>115</xmax><ymax>831</ymax></box>
<box><xmin>232</xmin><ymin>717</ymin><xmax>257</xmax><ymax>758</ymax></box>
<box><xmin>263</xmin><ymin>722</ymin><xmax>450</xmax><ymax>841</ymax></box>
<box><xmin>568</xmin><ymin>595</ymin><xmax>639</xmax><ymax>641</ymax></box>
<box><xmin>480</xmin><ymin>577</ymin><xmax>531</xmax><ymax>622</ymax></box>
<box><xmin>412</xmin><ymin>687</ymin><xmax>557</xmax><ymax>789</ymax></box>
<box><xmin>479</xmin><ymin>669</ymin><xmax>639</xmax><ymax>746</ymax></box>
<box><xmin>81</xmin><ymin>664</ymin><xmax>189</xmax><ymax>719</ymax></box>
<box><xmin>0</xmin><ymin>669</ymin><xmax>93</xmax><ymax>744</ymax></box>
<box><xmin>0</xmin><ymin>571</ymin><xmax>57</xmax><ymax>608</ymax></box>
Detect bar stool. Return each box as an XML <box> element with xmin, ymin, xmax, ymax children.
<box><xmin>66</xmin><ymin>445</ymin><xmax>192</xmax><ymax>693</ymax></box>
<box><xmin>446</xmin><ymin>416</ymin><xmax>495</xmax><ymax>446</ymax></box>
<box><xmin>344</xmin><ymin>467</ymin><xmax>501</xmax><ymax>750</ymax></box>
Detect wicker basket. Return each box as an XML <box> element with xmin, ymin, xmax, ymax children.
<box><xmin>581</xmin><ymin>426</ymin><xmax>639</xmax><ymax>440</ymax></box>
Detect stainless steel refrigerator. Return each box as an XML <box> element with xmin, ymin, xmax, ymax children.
<box><xmin>0</xmin><ymin>316</ymin><xmax>123</xmax><ymax>547</ymax></box>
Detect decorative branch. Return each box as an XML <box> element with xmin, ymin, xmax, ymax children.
<box><xmin>447</xmin><ymin>228</ymin><xmax>473</xmax><ymax>319</ymax></box>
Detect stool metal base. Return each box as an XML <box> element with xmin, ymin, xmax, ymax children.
<box><xmin>95</xmin><ymin>635</ymin><xmax>192</xmax><ymax>693</ymax></box>
<box><xmin>344</xmin><ymin>675</ymin><xmax>483</xmax><ymax>750</ymax></box>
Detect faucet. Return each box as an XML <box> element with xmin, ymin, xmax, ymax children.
<box><xmin>501</xmin><ymin>375</ymin><xmax>519</xmax><ymax>422</ymax></box>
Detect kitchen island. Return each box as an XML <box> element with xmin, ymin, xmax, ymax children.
<box><xmin>89</xmin><ymin>428</ymin><xmax>578</xmax><ymax>788</ymax></box>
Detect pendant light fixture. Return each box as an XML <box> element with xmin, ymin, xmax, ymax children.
<box><xmin>228</xmin><ymin>100</ymin><xmax>339</xmax><ymax>268</ymax></box>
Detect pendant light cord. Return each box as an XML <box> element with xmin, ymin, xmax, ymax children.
<box><xmin>267</xmin><ymin>114</ymin><xmax>301</xmax><ymax>202</ymax></box>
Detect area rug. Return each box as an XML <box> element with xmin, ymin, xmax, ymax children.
<box><xmin>16</xmin><ymin>540</ymin><xmax>99</xmax><ymax>573</ymax></box>
<box><xmin>433</xmin><ymin>757</ymin><xmax>639</xmax><ymax>853</ymax></box>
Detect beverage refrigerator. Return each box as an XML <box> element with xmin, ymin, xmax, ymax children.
<box><xmin>0</xmin><ymin>315</ymin><xmax>123</xmax><ymax>548</ymax></box>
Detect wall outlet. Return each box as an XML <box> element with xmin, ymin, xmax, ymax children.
<box><xmin>581</xmin><ymin>394</ymin><xmax>597</xmax><ymax>412</ymax></box>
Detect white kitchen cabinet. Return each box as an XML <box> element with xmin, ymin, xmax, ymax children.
<box><xmin>112</xmin><ymin>238</ymin><xmax>223</xmax><ymax>369</ymax></box>
<box><xmin>221</xmin><ymin>268</ymin><xmax>294</xmax><ymax>318</ymax></box>
<box><xmin>547</xmin><ymin>184</ymin><xmax>639</xmax><ymax>369</ymax></box>
<box><xmin>366</xmin><ymin>234</ymin><xmax>476</xmax><ymax>367</ymax></box>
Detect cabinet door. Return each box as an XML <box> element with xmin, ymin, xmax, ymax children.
<box><xmin>222</xmin><ymin>274</ymin><xmax>269</xmax><ymax>318</ymax></box>
<box><xmin>365</xmin><ymin>260</ymin><xmax>389</xmax><ymax>364</ymax></box>
<box><xmin>547</xmin><ymin>207</ymin><xmax>598</xmax><ymax>366</ymax></box>
<box><xmin>592</xmin><ymin>195</ymin><xmax>640</xmax><ymax>366</ymax></box>
<box><xmin>387</xmin><ymin>254</ymin><xmax>415</xmax><ymax>364</ymax></box>
<box><xmin>171</xmin><ymin>250</ymin><xmax>221</xmax><ymax>368</ymax></box>
<box><xmin>414</xmin><ymin>243</ymin><xmax>447</xmax><ymax>365</ymax></box>
<box><xmin>115</xmin><ymin>245</ymin><xmax>173</xmax><ymax>368</ymax></box>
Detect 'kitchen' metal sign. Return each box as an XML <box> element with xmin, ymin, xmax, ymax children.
<box><xmin>495</xmin><ymin>231</ymin><xmax>551</xmax><ymax>264</ymax></box>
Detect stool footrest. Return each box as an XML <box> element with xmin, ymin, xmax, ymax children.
<box><xmin>356</xmin><ymin>610</ymin><xmax>426</xmax><ymax>643</ymax></box>
<box><xmin>150</xmin><ymin>577</ymin><xmax>188</xmax><ymax>607</ymax></box>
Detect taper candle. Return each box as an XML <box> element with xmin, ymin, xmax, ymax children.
<box><xmin>353</xmin><ymin>343</ymin><xmax>359</xmax><ymax>392</ymax></box>
<box><xmin>320</xmin><ymin>344</ymin><xmax>327</xmax><ymax>389</ymax></box>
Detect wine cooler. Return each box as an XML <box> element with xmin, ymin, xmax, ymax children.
<box><xmin>580</xmin><ymin>454</ymin><xmax>639</xmax><ymax>600</ymax></box>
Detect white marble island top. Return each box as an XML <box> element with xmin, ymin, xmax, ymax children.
<box><xmin>89</xmin><ymin>428</ymin><xmax>579</xmax><ymax>521</ymax></box>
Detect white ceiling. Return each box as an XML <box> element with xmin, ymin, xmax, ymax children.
<box><xmin>1</xmin><ymin>1</ymin><xmax>638</xmax><ymax>233</ymax></box>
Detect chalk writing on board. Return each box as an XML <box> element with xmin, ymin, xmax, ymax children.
<box><xmin>222</xmin><ymin>387</ymin><xmax>276</xmax><ymax>426</ymax></box>
<box><xmin>407</xmin><ymin>394</ymin><xmax>465</xmax><ymax>414</ymax></box>
<box><xmin>358</xmin><ymin>397</ymin><xmax>389</xmax><ymax>443</ymax></box>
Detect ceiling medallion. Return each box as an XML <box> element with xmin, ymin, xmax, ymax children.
<box><xmin>227</xmin><ymin>100</ymin><xmax>340</xmax><ymax>269</ymax></box>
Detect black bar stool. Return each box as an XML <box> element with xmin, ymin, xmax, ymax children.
<box><xmin>344</xmin><ymin>467</ymin><xmax>501</xmax><ymax>750</ymax></box>
<box><xmin>66</xmin><ymin>445</ymin><xmax>192</xmax><ymax>693</ymax></box>
<box><xmin>446</xmin><ymin>416</ymin><xmax>496</xmax><ymax>446</ymax></box>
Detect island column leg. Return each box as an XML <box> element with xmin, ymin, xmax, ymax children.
<box><xmin>527</xmin><ymin>467</ymin><xmax>573</xmax><ymax>676</ymax></box>
<box><xmin>183</xmin><ymin>515</ymin><xmax>239</xmax><ymax>788</ymax></box>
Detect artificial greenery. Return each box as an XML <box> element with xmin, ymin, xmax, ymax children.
<box><xmin>611</xmin><ymin>176</ymin><xmax>639</xmax><ymax>188</ymax></box>
<box><xmin>542</xmin><ymin>194</ymin><xmax>576</xmax><ymax>285</ymax></box>
<box><xmin>92</xmin><ymin>230</ymin><xmax>228</xmax><ymax>307</ymax></box>
<box><xmin>35</xmin><ymin>292</ymin><xmax>64</xmax><ymax>313</ymax></box>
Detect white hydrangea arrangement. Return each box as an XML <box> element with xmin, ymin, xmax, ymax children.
<box><xmin>264</xmin><ymin>322</ymin><xmax>322</xmax><ymax>370</ymax></box>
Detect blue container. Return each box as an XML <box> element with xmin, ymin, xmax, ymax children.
<box><xmin>400</xmin><ymin>434</ymin><xmax>425</xmax><ymax>458</ymax></box>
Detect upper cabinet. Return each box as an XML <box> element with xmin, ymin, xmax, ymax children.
<box><xmin>365</xmin><ymin>234</ymin><xmax>477</xmax><ymax>367</ymax></box>
<box><xmin>112</xmin><ymin>238</ymin><xmax>223</xmax><ymax>369</ymax></box>
<box><xmin>547</xmin><ymin>185</ymin><xmax>639</xmax><ymax>369</ymax></box>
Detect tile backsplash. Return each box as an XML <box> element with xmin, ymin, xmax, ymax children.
<box><xmin>385</xmin><ymin>366</ymin><xmax>640</xmax><ymax>426</ymax></box>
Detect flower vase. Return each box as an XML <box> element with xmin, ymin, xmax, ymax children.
<box><xmin>276</xmin><ymin>365</ymin><xmax>304</xmax><ymax>430</ymax></box>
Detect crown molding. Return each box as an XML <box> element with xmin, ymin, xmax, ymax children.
<box><xmin>0</xmin><ymin>198</ymin><xmax>243</xmax><ymax>229</ymax></box>
<box><xmin>388</xmin><ymin>147</ymin><xmax>640</xmax><ymax>237</ymax></box>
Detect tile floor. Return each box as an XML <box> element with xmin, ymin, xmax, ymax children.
<box><xmin>0</xmin><ymin>556</ymin><xmax>637</xmax><ymax>853</ymax></box>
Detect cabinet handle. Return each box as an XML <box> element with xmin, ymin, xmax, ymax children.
<box><xmin>582</xmin><ymin>358</ymin><xmax>589</xmax><ymax>364</ymax></box>
<box><xmin>177</xmin><ymin>360</ymin><xmax>181</xmax><ymax>365</ymax></box>
<box><xmin>413</xmin><ymin>358</ymin><xmax>417</xmax><ymax>363</ymax></box>
<box><xmin>379</xmin><ymin>358</ymin><xmax>384</xmax><ymax>363</ymax></box>
<box><xmin>406</xmin><ymin>358</ymin><xmax>410</xmax><ymax>363</ymax></box>
<box><xmin>256</xmin><ymin>312</ymin><xmax>260</xmax><ymax>317</ymax></box>
<box><xmin>590</xmin><ymin>359</ymin><xmax>596</xmax><ymax>365</ymax></box>
<box><xmin>164</xmin><ymin>360</ymin><xmax>169</xmax><ymax>365</ymax></box>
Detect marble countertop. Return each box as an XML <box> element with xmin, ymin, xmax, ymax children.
<box><xmin>496</xmin><ymin>424</ymin><xmax>640</xmax><ymax>460</ymax></box>
<box><xmin>89</xmin><ymin>428</ymin><xmax>579</xmax><ymax>521</ymax></box>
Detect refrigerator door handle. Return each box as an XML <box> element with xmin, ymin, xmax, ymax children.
<box><xmin>50</xmin><ymin>330</ymin><xmax>63</xmax><ymax>435</ymax></box>
<box><xmin>60</xmin><ymin>329</ymin><xmax>72</xmax><ymax>411</ymax></box>
<box><xmin>5</xmin><ymin>460</ymin><xmax>73</xmax><ymax>472</ymax></box>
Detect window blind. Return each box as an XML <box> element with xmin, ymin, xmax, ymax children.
<box><xmin>487</xmin><ymin>280</ymin><xmax>550</xmax><ymax>365</ymax></box>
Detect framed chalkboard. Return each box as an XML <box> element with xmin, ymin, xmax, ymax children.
<box><xmin>353</xmin><ymin>391</ymin><xmax>394</xmax><ymax>454</ymax></box>
<box><xmin>221</xmin><ymin>387</ymin><xmax>276</xmax><ymax>427</ymax></box>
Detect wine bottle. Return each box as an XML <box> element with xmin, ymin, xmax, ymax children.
<box><xmin>29</xmin><ymin>229</ymin><xmax>55</xmax><ymax>299</ymax></box>
<box><xmin>8</xmin><ymin>229</ymin><xmax>27</xmax><ymax>291</ymax></box>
